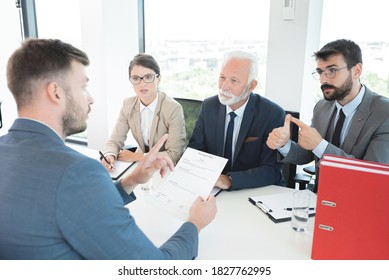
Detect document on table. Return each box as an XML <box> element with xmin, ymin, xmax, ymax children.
<box><xmin>249</xmin><ymin>190</ymin><xmax>317</xmax><ymax>223</ymax></box>
<box><xmin>109</xmin><ymin>160</ymin><xmax>135</xmax><ymax>180</ymax></box>
<box><xmin>152</xmin><ymin>147</ymin><xmax>227</xmax><ymax>220</ymax></box>
<box><xmin>66</xmin><ymin>143</ymin><xmax>134</xmax><ymax>180</ymax></box>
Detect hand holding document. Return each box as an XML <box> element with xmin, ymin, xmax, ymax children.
<box><xmin>152</xmin><ymin>147</ymin><xmax>227</xmax><ymax>220</ymax></box>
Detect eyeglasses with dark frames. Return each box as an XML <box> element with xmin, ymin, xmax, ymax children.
<box><xmin>129</xmin><ymin>73</ymin><xmax>159</xmax><ymax>84</ymax></box>
<box><xmin>311</xmin><ymin>66</ymin><xmax>348</xmax><ymax>80</ymax></box>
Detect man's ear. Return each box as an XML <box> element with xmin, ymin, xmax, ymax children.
<box><xmin>46</xmin><ymin>82</ymin><xmax>63</xmax><ymax>104</ymax></box>
<box><xmin>353</xmin><ymin>63</ymin><xmax>363</xmax><ymax>80</ymax></box>
<box><xmin>249</xmin><ymin>79</ymin><xmax>258</xmax><ymax>92</ymax></box>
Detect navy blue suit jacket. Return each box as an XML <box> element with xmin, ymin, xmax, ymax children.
<box><xmin>188</xmin><ymin>93</ymin><xmax>285</xmax><ymax>190</ymax></box>
<box><xmin>0</xmin><ymin>119</ymin><xmax>198</xmax><ymax>259</ymax></box>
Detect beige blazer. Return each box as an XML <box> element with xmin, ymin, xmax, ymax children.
<box><xmin>103</xmin><ymin>91</ymin><xmax>186</xmax><ymax>164</ymax></box>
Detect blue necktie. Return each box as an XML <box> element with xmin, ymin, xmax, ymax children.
<box><xmin>224</xmin><ymin>112</ymin><xmax>237</xmax><ymax>172</ymax></box>
<box><xmin>331</xmin><ymin>108</ymin><xmax>345</xmax><ymax>147</ymax></box>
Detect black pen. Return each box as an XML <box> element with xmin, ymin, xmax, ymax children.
<box><xmin>284</xmin><ymin>207</ymin><xmax>315</xmax><ymax>211</ymax></box>
<box><xmin>99</xmin><ymin>151</ymin><xmax>114</xmax><ymax>170</ymax></box>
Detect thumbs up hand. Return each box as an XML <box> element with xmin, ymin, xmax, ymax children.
<box><xmin>289</xmin><ymin>116</ymin><xmax>323</xmax><ymax>150</ymax></box>
<box><xmin>266</xmin><ymin>114</ymin><xmax>292</xmax><ymax>150</ymax></box>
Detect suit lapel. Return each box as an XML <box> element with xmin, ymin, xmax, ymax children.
<box><xmin>233</xmin><ymin>95</ymin><xmax>255</xmax><ymax>163</ymax></box>
<box><xmin>216</xmin><ymin>104</ymin><xmax>226</xmax><ymax>156</ymax></box>
<box><xmin>148</xmin><ymin>92</ymin><xmax>163</xmax><ymax>147</ymax></box>
<box><xmin>342</xmin><ymin>90</ymin><xmax>373</xmax><ymax>153</ymax></box>
<box><xmin>316</xmin><ymin>102</ymin><xmax>336</xmax><ymax>139</ymax></box>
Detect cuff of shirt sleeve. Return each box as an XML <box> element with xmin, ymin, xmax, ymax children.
<box><xmin>104</xmin><ymin>152</ymin><xmax>117</xmax><ymax>158</ymax></box>
<box><xmin>313</xmin><ymin>139</ymin><xmax>329</xmax><ymax>159</ymax></box>
<box><xmin>114</xmin><ymin>180</ymin><xmax>136</xmax><ymax>205</ymax></box>
<box><xmin>277</xmin><ymin>139</ymin><xmax>292</xmax><ymax>157</ymax></box>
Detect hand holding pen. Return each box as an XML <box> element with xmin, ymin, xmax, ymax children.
<box><xmin>99</xmin><ymin>151</ymin><xmax>114</xmax><ymax>171</ymax></box>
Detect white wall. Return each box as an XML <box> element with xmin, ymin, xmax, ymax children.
<box><xmin>265</xmin><ymin>0</ymin><xmax>323</xmax><ymax>123</ymax></box>
<box><xmin>0</xmin><ymin>1</ymin><xmax>23</xmax><ymax>136</ymax></box>
<box><xmin>80</xmin><ymin>0</ymin><xmax>140</xmax><ymax>149</ymax></box>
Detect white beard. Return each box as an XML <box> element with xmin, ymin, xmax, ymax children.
<box><xmin>218</xmin><ymin>85</ymin><xmax>250</xmax><ymax>106</ymax></box>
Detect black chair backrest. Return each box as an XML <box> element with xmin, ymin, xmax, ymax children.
<box><xmin>174</xmin><ymin>97</ymin><xmax>202</xmax><ymax>146</ymax></box>
<box><xmin>283</xmin><ymin>110</ymin><xmax>300</xmax><ymax>188</ymax></box>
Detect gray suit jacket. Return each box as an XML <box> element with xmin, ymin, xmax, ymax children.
<box><xmin>0</xmin><ymin>119</ymin><xmax>198</xmax><ymax>259</ymax></box>
<box><xmin>103</xmin><ymin>91</ymin><xmax>186</xmax><ymax>164</ymax></box>
<box><xmin>282</xmin><ymin>86</ymin><xmax>389</xmax><ymax>165</ymax></box>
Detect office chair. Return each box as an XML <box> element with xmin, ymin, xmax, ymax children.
<box><xmin>282</xmin><ymin>110</ymin><xmax>301</xmax><ymax>188</ymax></box>
<box><xmin>174</xmin><ymin>97</ymin><xmax>202</xmax><ymax>146</ymax></box>
<box><xmin>281</xmin><ymin>110</ymin><xmax>313</xmax><ymax>189</ymax></box>
<box><xmin>293</xmin><ymin>166</ymin><xmax>314</xmax><ymax>190</ymax></box>
<box><xmin>284</xmin><ymin>110</ymin><xmax>314</xmax><ymax>190</ymax></box>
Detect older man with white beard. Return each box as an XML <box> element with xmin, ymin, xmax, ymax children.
<box><xmin>188</xmin><ymin>50</ymin><xmax>285</xmax><ymax>191</ymax></box>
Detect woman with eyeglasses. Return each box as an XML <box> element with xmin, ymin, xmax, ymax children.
<box><xmin>101</xmin><ymin>53</ymin><xmax>185</xmax><ymax>169</ymax></box>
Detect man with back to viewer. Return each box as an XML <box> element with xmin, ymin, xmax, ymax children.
<box><xmin>0</xmin><ymin>38</ymin><xmax>216</xmax><ymax>259</ymax></box>
<box><xmin>267</xmin><ymin>39</ymin><xmax>389</xmax><ymax>192</ymax></box>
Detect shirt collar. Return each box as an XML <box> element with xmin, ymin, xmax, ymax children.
<box><xmin>140</xmin><ymin>94</ymin><xmax>158</xmax><ymax>113</ymax></box>
<box><xmin>226</xmin><ymin>96</ymin><xmax>250</xmax><ymax>118</ymax></box>
<box><xmin>335</xmin><ymin>85</ymin><xmax>365</xmax><ymax>117</ymax></box>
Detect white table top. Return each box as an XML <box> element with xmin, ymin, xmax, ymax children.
<box><xmin>66</xmin><ymin>143</ymin><xmax>314</xmax><ymax>260</ymax></box>
<box><xmin>128</xmin><ymin>184</ymin><xmax>315</xmax><ymax>260</ymax></box>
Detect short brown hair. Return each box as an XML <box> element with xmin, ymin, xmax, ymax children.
<box><xmin>314</xmin><ymin>39</ymin><xmax>362</xmax><ymax>69</ymax></box>
<box><xmin>7</xmin><ymin>38</ymin><xmax>89</xmax><ymax>108</ymax></box>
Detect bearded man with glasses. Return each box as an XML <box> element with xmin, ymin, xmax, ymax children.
<box><xmin>267</xmin><ymin>39</ymin><xmax>389</xmax><ymax>192</ymax></box>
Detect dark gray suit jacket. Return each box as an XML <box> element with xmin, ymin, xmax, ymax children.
<box><xmin>282</xmin><ymin>86</ymin><xmax>389</xmax><ymax>166</ymax></box>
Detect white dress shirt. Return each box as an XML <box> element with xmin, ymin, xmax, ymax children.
<box><xmin>140</xmin><ymin>95</ymin><xmax>158</xmax><ymax>147</ymax></box>
<box><xmin>224</xmin><ymin>98</ymin><xmax>249</xmax><ymax>162</ymax></box>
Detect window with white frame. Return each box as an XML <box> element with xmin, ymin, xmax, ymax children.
<box><xmin>320</xmin><ymin>0</ymin><xmax>389</xmax><ymax>99</ymax></box>
<box><xmin>35</xmin><ymin>0</ymin><xmax>85</xmax><ymax>142</ymax></box>
<box><xmin>144</xmin><ymin>0</ymin><xmax>271</xmax><ymax>100</ymax></box>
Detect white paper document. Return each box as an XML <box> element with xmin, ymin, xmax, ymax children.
<box><xmin>109</xmin><ymin>160</ymin><xmax>135</xmax><ymax>180</ymax></box>
<box><xmin>65</xmin><ymin>143</ymin><xmax>134</xmax><ymax>180</ymax></box>
<box><xmin>152</xmin><ymin>147</ymin><xmax>227</xmax><ymax>220</ymax></box>
<box><xmin>249</xmin><ymin>190</ymin><xmax>317</xmax><ymax>223</ymax></box>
